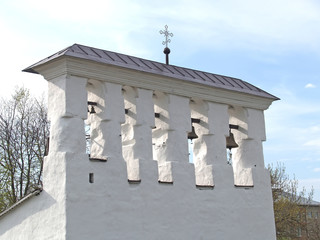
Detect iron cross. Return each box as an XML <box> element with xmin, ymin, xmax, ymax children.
<box><xmin>160</xmin><ymin>25</ymin><xmax>173</xmax><ymax>48</ymax></box>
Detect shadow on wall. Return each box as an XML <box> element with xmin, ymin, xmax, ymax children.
<box><xmin>0</xmin><ymin>191</ymin><xmax>56</xmax><ymax>236</ymax></box>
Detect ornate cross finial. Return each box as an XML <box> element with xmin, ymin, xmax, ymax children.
<box><xmin>160</xmin><ymin>25</ymin><xmax>173</xmax><ymax>48</ymax></box>
<box><xmin>160</xmin><ymin>25</ymin><xmax>173</xmax><ymax>65</ymax></box>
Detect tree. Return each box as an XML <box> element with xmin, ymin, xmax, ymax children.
<box><xmin>0</xmin><ymin>87</ymin><xmax>49</xmax><ymax>212</ymax></box>
<box><xmin>268</xmin><ymin>163</ymin><xmax>319</xmax><ymax>240</ymax></box>
<box><xmin>306</xmin><ymin>216</ymin><xmax>320</xmax><ymax>240</ymax></box>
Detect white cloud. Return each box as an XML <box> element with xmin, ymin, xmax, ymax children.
<box><xmin>310</xmin><ymin>125</ymin><xmax>320</xmax><ymax>132</ymax></box>
<box><xmin>12</xmin><ymin>0</ymin><xmax>118</xmax><ymax>22</ymax></box>
<box><xmin>314</xmin><ymin>168</ymin><xmax>320</xmax><ymax>172</ymax></box>
<box><xmin>265</xmin><ymin>94</ymin><xmax>320</xmax><ymax>142</ymax></box>
<box><xmin>162</xmin><ymin>0</ymin><xmax>320</xmax><ymax>52</ymax></box>
<box><xmin>3</xmin><ymin>0</ymin><xmax>320</xmax><ymax>55</ymax></box>
<box><xmin>299</xmin><ymin>178</ymin><xmax>320</xmax><ymax>201</ymax></box>
<box><xmin>305</xmin><ymin>83</ymin><xmax>316</xmax><ymax>88</ymax></box>
<box><xmin>264</xmin><ymin>83</ymin><xmax>320</xmax><ymax>165</ymax></box>
<box><xmin>304</xmin><ymin>139</ymin><xmax>320</xmax><ymax>148</ymax></box>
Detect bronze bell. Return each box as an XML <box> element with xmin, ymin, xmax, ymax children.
<box><xmin>89</xmin><ymin>105</ymin><xmax>96</xmax><ymax>114</ymax></box>
<box><xmin>226</xmin><ymin>130</ymin><xmax>238</xmax><ymax>150</ymax></box>
<box><xmin>188</xmin><ymin>126</ymin><xmax>198</xmax><ymax>140</ymax></box>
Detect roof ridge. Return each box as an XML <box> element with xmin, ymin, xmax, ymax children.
<box><xmin>70</xmin><ymin>43</ymin><xmax>246</xmax><ymax>82</ymax></box>
<box><xmin>23</xmin><ymin>43</ymin><xmax>279</xmax><ymax>101</ymax></box>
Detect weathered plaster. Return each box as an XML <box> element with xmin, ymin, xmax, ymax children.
<box><xmin>152</xmin><ymin>92</ymin><xmax>195</xmax><ymax>185</ymax></box>
<box><xmin>0</xmin><ymin>52</ymin><xmax>277</xmax><ymax>240</ymax></box>
<box><xmin>122</xmin><ymin>86</ymin><xmax>155</xmax><ymax>181</ymax></box>
<box><xmin>190</xmin><ymin>99</ymin><xmax>233</xmax><ymax>187</ymax></box>
<box><xmin>229</xmin><ymin>106</ymin><xmax>266</xmax><ymax>186</ymax></box>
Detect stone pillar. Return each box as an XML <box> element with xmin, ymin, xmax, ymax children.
<box><xmin>45</xmin><ymin>74</ymin><xmax>88</xmax><ymax>188</ymax></box>
<box><xmin>121</xmin><ymin>86</ymin><xmax>156</xmax><ymax>181</ymax></box>
<box><xmin>40</xmin><ymin>74</ymin><xmax>88</xmax><ymax>238</ymax></box>
<box><xmin>153</xmin><ymin>92</ymin><xmax>194</xmax><ymax>185</ymax></box>
<box><xmin>229</xmin><ymin>106</ymin><xmax>266</xmax><ymax>186</ymax></box>
<box><xmin>47</xmin><ymin>74</ymin><xmax>88</xmax><ymax>155</ymax></box>
<box><xmin>86</xmin><ymin>80</ymin><xmax>127</xmax><ymax>181</ymax></box>
<box><xmin>190</xmin><ymin>100</ymin><xmax>233</xmax><ymax>188</ymax></box>
<box><xmin>88</xmin><ymin>80</ymin><xmax>127</xmax><ymax>186</ymax></box>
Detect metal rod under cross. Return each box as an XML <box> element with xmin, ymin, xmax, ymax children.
<box><xmin>159</xmin><ymin>25</ymin><xmax>173</xmax><ymax>65</ymax></box>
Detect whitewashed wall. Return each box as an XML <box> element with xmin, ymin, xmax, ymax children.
<box><xmin>0</xmin><ymin>59</ymin><xmax>276</xmax><ymax>240</ymax></box>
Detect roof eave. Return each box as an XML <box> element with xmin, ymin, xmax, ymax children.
<box><xmin>28</xmin><ymin>56</ymin><xmax>277</xmax><ymax>110</ymax></box>
<box><xmin>22</xmin><ymin>67</ymin><xmax>40</xmax><ymax>74</ymax></box>
<box><xmin>22</xmin><ymin>43</ymin><xmax>279</xmax><ymax>103</ymax></box>
<box><xmin>0</xmin><ymin>188</ymin><xmax>42</xmax><ymax>219</ymax></box>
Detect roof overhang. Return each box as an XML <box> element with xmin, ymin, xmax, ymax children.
<box><xmin>23</xmin><ymin>44</ymin><xmax>279</xmax><ymax>110</ymax></box>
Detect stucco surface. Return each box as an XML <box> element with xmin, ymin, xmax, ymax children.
<box><xmin>0</xmin><ymin>50</ymin><xmax>277</xmax><ymax>240</ymax></box>
<box><xmin>0</xmin><ymin>167</ymin><xmax>275</xmax><ymax>240</ymax></box>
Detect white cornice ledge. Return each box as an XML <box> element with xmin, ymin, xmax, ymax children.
<box><xmin>33</xmin><ymin>57</ymin><xmax>276</xmax><ymax>110</ymax></box>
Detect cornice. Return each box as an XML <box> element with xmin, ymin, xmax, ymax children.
<box><xmin>33</xmin><ymin>56</ymin><xmax>275</xmax><ymax>110</ymax></box>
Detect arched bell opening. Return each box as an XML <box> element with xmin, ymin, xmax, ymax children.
<box><xmin>226</xmin><ymin>124</ymin><xmax>239</xmax><ymax>165</ymax></box>
<box><xmin>85</xmin><ymin>100</ymin><xmax>97</xmax><ymax>156</ymax></box>
<box><xmin>85</xmin><ymin>80</ymin><xmax>108</xmax><ymax>162</ymax></box>
<box><xmin>188</xmin><ymin>118</ymin><xmax>200</xmax><ymax>163</ymax></box>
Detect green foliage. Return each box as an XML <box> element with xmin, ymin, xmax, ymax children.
<box><xmin>0</xmin><ymin>87</ymin><xmax>49</xmax><ymax>212</ymax></box>
<box><xmin>268</xmin><ymin>163</ymin><xmax>318</xmax><ymax>240</ymax></box>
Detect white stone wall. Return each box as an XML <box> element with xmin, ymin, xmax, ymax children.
<box><xmin>121</xmin><ymin>86</ymin><xmax>155</xmax><ymax>181</ymax></box>
<box><xmin>229</xmin><ymin>106</ymin><xmax>267</xmax><ymax>186</ymax></box>
<box><xmin>0</xmin><ymin>63</ymin><xmax>276</xmax><ymax>239</ymax></box>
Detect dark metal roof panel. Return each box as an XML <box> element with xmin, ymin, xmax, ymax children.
<box><xmin>23</xmin><ymin>43</ymin><xmax>279</xmax><ymax>100</ymax></box>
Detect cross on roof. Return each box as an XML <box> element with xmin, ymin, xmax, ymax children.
<box><xmin>160</xmin><ymin>25</ymin><xmax>173</xmax><ymax>48</ymax></box>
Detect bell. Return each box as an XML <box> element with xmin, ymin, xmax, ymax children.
<box><xmin>226</xmin><ymin>131</ymin><xmax>238</xmax><ymax>150</ymax></box>
<box><xmin>188</xmin><ymin>126</ymin><xmax>198</xmax><ymax>140</ymax></box>
<box><xmin>89</xmin><ymin>105</ymin><xmax>96</xmax><ymax>114</ymax></box>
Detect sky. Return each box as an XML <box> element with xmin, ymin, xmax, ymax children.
<box><xmin>0</xmin><ymin>0</ymin><xmax>319</xmax><ymax>200</ymax></box>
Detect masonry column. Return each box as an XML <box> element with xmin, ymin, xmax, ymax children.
<box><xmin>229</xmin><ymin>106</ymin><xmax>266</xmax><ymax>186</ymax></box>
<box><xmin>47</xmin><ymin>75</ymin><xmax>87</xmax><ymax>155</ymax></box>
<box><xmin>45</xmin><ymin>74</ymin><xmax>88</xmax><ymax>188</ymax></box>
<box><xmin>153</xmin><ymin>92</ymin><xmax>194</xmax><ymax>186</ymax></box>
<box><xmin>42</xmin><ymin>74</ymin><xmax>88</xmax><ymax>239</ymax></box>
<box><xmin>86</xmin><ymin>80</ymin><xmax>127</xmax><ymax>181</ymax></box>
<box><xmin>121</xmin><ymin>86</ymin><xmax>157</xmax><ymax>182</ymax></box>
<box><xmin>191</xmin><ymin>100</ymin><xmax>234</xmax><ymax>188</ymax></box>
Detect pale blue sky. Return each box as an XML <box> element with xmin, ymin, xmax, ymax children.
<box><xmin>1</xmin><ymin>0</ymin><xmax>319</xmax><ymax>200</ymax></box>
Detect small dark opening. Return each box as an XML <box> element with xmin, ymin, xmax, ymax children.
<box><xmin>89</xmin><ymin>173</ymin><xmax>94</xmax><ymax>183</ymax></box>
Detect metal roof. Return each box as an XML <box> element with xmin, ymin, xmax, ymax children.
<box><xmin>23</xmin><ymin>44</ymin><xmax>279</xmax><ymax>100</ymax></box>
<box><xmin>281</xmin><ymin>192</ymin><xmax>320</xmax><ymax>206</ymax></box>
